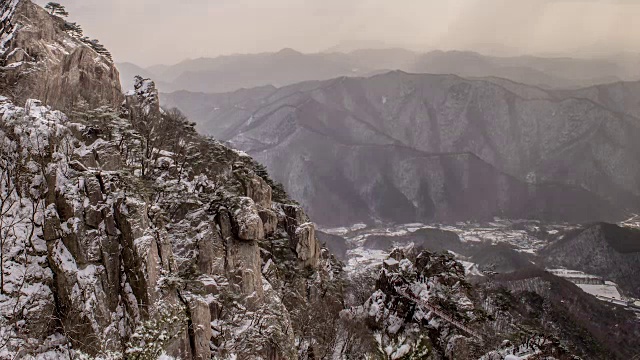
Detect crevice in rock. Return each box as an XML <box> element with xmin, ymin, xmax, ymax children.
<box><xmin>95</xmin><ymin>172</ymin><xmax>106</xmax><ymax>194</ymax></box>
<box><xmin>176</xmin><ymin>290</ymin><xmax>196</xmax><ymax>360</ymax></box>
<box><xmin>154</xmin><ymin>229</ymin><xmax>164</xmax><ymax>268</ymax></box>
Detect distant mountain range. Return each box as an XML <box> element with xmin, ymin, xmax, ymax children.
<box><xmin>162</xmin><ymin>72</ymin><xmax>640</xmax><ymax>226</ymax></box>
<box><xmin>118</xmin><ymin>48</ymin><xmax>640</xmax><ymax>93</ymax></box>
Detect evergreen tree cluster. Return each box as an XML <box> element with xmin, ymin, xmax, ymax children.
<box><xmin>47</xmin><ymin>2</ymin><xmax>114</xmax><ymax>62</ymax></box>
<box><xmin>81</xmin><ymin>37</ymin><xmax>113</xmax><ymax>62</ymax></box>
<box><xmin>63</xmin><ymin>21</ymin><xmax>82</xmax><ymax>37</ymax></box>
<box><xmin>44</xmin><ymin>2</ymin><xmax>68</xmax><ymax>17</ymax></box>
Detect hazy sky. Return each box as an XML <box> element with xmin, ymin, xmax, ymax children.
<box><xmin>34</xmin><ymin>0</ymin><xmax>640</xmax><ymax>66</ymax></box>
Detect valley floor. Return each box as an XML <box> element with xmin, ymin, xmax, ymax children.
<box><xmin>321</xmin><ymin>219</ymin><xmax>640</xmax><ymax>314</ymax></box>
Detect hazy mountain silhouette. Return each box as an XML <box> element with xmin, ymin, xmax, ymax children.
<box><xmin>162</xmin><ymin>72</ymin><xmax>640</xmax><ymax>225</ymax></box>
<box><xmin>119</xmin><ymin>49</ymin><xmax>640</xmax><ymax>95</ymax></box>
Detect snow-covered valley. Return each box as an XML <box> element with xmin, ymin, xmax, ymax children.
<box><xmin>321</xmin><ymin>220</ymin><xmax>640</xmax><ymax>312</ymax></box>
<box><xmin>321</xmin><ymin>219</ymin><xmax>568</xmax><ymax>271</ymax></box>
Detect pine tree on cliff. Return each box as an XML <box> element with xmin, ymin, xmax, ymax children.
<box><xmin>82</xmin><ymin>37</ymin><xmax>113</xmax><ymax>62</ymax></box>
<box><xmin>63</xmin><ymin>21</ymin><xmax>83</xmax><ymax>37</ymax></box>
<box><xmin>45</xmin><ymin>2</ymin><xmax>69</xmax><ymax>17</ymax></box>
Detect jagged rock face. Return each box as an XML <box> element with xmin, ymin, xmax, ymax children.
<box><xmin>228</xmin><ymin>197</ymin><xmax>265</xmax><ymax>241</ymax></box>
<box><xmin>347</xmin><ymin>248</ymin><xmax>640</xmax><ymax>359</ymax></box>
<box><xmin>0</xmin><ymin>1</ymin><xmax>19</xmax><ymax>49</ymax></box>
<box><xmin>541</xmin><ymin>223</ymin><xmax>640</xmax><ymax>297</ymax></box>
<box><xmin>279</xmin><ymin>203</ymin><xmax>321</xmax><ymax>267</ymax></box>
<box><xmin>348</xmin><ymin>250</ymin><xmax>521</xmax><ymax>359</ymax></box>
<box><xmin>0</xmin><ymin>0</ymin><xmax>123</xmax><ymax>111</ymax></box>
<box><xmin>162</xmin><ymin>72</ymin><xmax>640</xmax><ymax>226</ymax></box>
<box><xmin>0</xmin><ymin>68</ymin><xmax>332</xmax><ymax>358</ymax></box>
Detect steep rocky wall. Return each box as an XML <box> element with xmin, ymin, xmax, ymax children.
<box><xmin>0</xmin><ymin>0</ymin><xmax>122</xmax><ymax>111</ymax></box>
<box><xmin>0</xmin><ymin>0</ymin><xmax>19</xmax><ymax>52</ymax></box>
<box><xmin>0</xmin><ymin>70</ymin><xmax>333</xmax><ymax>358</ymax></box>
<box><xmin>0</xmin><ymin>2</ymin><xmax>336</xmax><ymax>359</ymax></box>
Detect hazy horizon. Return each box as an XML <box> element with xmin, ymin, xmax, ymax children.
<box><xmin>119</xmin><ymin>46</ymin><xmax>640</xmax><ymax>69</ymax></box>
<box><xmin>35</xmin><ymin>0</ymin><xmax>640</xmax><ymax>67</ymax></box>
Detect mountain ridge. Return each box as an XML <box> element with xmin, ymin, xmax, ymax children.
<box><xmin>162</xmin><ymin>71</ymin><xmax>640</xmax><ymax>225</ymax></box>
<box><xmin>121</xmin><ymin>48</ymin><xmax>640</xmax><ymax>94</ymax></box>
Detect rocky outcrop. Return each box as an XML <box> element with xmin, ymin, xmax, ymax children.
<box><xmin>0</xmin><ymin>30</ymin><xmax>332</xmax><ymax>357</ymax></box>
<box><xmin>345</xmin><ymin>248</ymin><xmax>640</xmax><ymax>359</ymax></box>
<box><xmin>295</xmin><ymin>222</ymin><xmax>319</xmax><ymax>267</ymax></box>
<box><xmin>239</xmin><ymin>171</ymin><xmax>272</xmax><ymax>208</ymax></box>
<box><xmin>279</xmin><ymin>203</ymin><xmax>321</xmax><ymax>267</ymax></box>
<box><xmin>0</xmin><ymin>72</ymin><xmax>330</xmax><ymax>359</ymax></box>
<box><xmin>228</xmin><ymin>197</ymin><xmax>265</xmax><ymax>241</ymax></box>
<box><xmin>0</xmin><ymin>0</ymin><xmax>122</xmax><ymax>111</ymax></box>
<box><xmin>188</xmin><ymin>297</ymin><xmax>213</xmax><ymax>360</ymax></box>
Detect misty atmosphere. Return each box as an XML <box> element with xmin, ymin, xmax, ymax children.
<box><xmin>1</xmin><ymin>0</ymin><xmax>640</xmax><ymax>359</ymax></box>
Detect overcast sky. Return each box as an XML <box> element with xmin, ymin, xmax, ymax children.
<box><xmin>34</xmin><ymin>0</ymin><xmax>640</xmax><ymax>66</ymax></box>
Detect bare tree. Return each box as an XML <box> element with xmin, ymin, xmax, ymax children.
<box><xmin>294</xmin><ymin>295</ymin><xmax>344</xmax><ymax>359</ymax></box>
<box><xmin>124</xmin><ymin>301</ymin><xmax>188</xmax><ymax>360</ymax></box>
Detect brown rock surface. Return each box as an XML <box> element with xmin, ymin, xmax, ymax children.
<box><xmin>1</xmin><ymin>1</ymin><xmax>122</xmax><ymax>110</ymax></box>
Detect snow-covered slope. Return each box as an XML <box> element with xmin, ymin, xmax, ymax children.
<box><xmin>0</xmin><ymin>2</ymin><xmax>341</xmax><ymax>358</ymax></box>
<box><xmin>0</xmin><ymin>66</ymin><xmax>343</xmax><ymax>358</ymax></box>
<box><xmin>343</xmin><ymin>247</ymin><xmax>640</xmax><ymax>359</ymax></box>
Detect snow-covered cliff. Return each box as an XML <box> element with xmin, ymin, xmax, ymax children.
<box><xmin>0</xmin><ymin>2</ymin><xmax>337</xmax><ymax>358</ymax></box>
